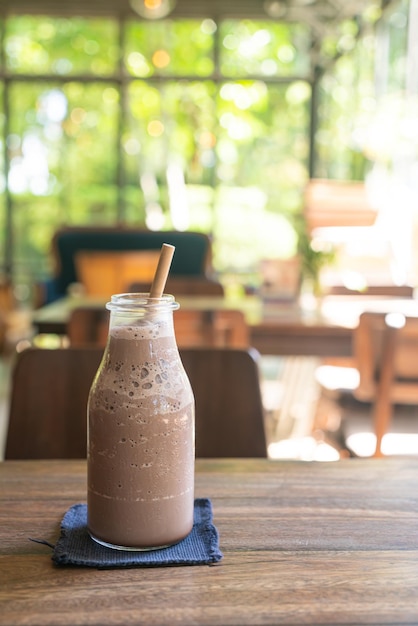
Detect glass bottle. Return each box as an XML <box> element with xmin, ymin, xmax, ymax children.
<box><xmin>87</xmin><ymin>293</ymin><xmax>195</xmax><ymax>550</ymax></box>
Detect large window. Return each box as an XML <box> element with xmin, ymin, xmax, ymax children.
<box><xmin>1</xmin><ymin>8</ymin><xmax>394</xmax><ymax>297</ymax></box>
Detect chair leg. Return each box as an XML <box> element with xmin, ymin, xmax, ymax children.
<box><xmin>372</xmin><ymin>323</ymin><xmax>399</xmax><ymax>457</ymax></box>
<box><xmin>372</xmin><ymin>393</ymin><xmax>393</xmax><ymax>458</ymax></box>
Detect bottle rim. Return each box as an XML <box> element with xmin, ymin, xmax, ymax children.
<box><xmin>106</xmin><ymin>292</ymin><xmax>179</xmax><ymax>312</ymax></box>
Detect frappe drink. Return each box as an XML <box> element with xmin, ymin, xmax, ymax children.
<box><xmin>87</xmin><ymin>293</ymin><xmax>195</xmax><ymax>550</ymax></box>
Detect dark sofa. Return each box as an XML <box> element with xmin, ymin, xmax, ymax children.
<box><xmin>39</xmin><ymin>227</ymin><xmax>213</xmax><ymax>304</ymax></box>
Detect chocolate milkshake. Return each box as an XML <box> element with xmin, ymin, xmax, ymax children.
<box><xmin>87</xmin><ymin>294</ymin><xmax>195</xmax><ymax>550</ymax></box>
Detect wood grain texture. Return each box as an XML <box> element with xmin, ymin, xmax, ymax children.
<box><xmin>1</xmin><ymin>458</ymin><xmax>418</xmax><ymax>626</ymax></box>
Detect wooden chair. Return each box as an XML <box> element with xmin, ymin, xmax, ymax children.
<box><xmin>129</xmin><ymin>276</ymin><xmax>225</xmax><ymax>296</ymax></box>
<box><xmin>174</xmin><ymin>309</ymin><xmax>249</xmax><ymax>348</ymax></box>
<box><xmin>5</xmin><ymin>345</ymin><xmax>266</xmax><ymax>459</ymax></box>
<box><xmin>353</xmin><ymin>311</ymin><xmax>418</xmax><ymax>457</ymax></box>
<box><xmin>5</xmin><ymin>346</ymin><xmax>104</xmax><ymax>459</ymax></box>
<box><xmin>180</xmin><ymin>347</ymin><xmax>267</xmax><ymax>457</ymax></box>
<box><xmin>304</xmin><ymin>178</ymin><xmax>378</xmax><ymax>231</ymax></box>
<box><xmin>67</xmin><ymin>306</ymin><xmax>249</xmax><ymax>349</ymax></box>
<box><xmin>67</xmin><ymin>307</ymin><xmax>110</xmax><ymax>347</ymax></box>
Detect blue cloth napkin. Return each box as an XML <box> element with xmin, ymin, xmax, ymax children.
<box><xmin>52</xmin><ymin>498</ymin><xmax>223</xmax><ymax>568</ymax></box>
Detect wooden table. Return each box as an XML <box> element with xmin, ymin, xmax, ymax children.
<box><xmin>1</xmin><ymin>458</ymin><xmax>418</xmax><ymax>625</ymax></box>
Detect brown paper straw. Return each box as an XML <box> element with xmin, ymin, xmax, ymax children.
<box><xmin>149</xmin><ymin>243</ymin><xmax>175</xmax><ymax>298</ymax></box>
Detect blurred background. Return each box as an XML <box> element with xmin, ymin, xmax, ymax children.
<box><xmin>0</xmin><ymin>0</ymin><xmax>416</xmax><ymax>305</ymax></box>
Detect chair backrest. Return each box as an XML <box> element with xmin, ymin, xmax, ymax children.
<box><xmin>75</xmin><ymin>250</ymin><xmax>161</xmax><ymax>297</ymax></box>
<box><xmin>354</xmin><ymin>311</ymin><xmax>418</xmax><ymax>401</ymax></box>
<box><xmin>5</xmin><ymin>345</ymin><xmax>266</xmax><ymax>459</ymax></box>
<box><xmin>67</xmin><ymin>306</ymin><xmax>249</xmax><ymax>349</ymax></box>
<box><xmin>67</xmin><ymin>307</ymin><xmax>110</xmax><ymax>347</ymax></box>
<box><xmin>304</xmin><ymin>178</ymin><xmax>377</xmax><ymax>231</ymax></box>
<box><xmin>50</xmin><ymin>227</ymin><xmax>213</xmax><ymax>298</ymax></box>
<box><xmin>174</xmin><ymin>309</ymin><xmax>249</xmax><ymax>348</ymax></box>
<box><xmin>129</xmin><ymin>276</ymin><xmax>225</xmax><ymax>296</ymax></box>
<box><xmin>353</xmin><ymin>311</ymin><xmax>418</xmax><ymax>456</ymax></box>
<box><xmin>5</xmin><ymin>346</ymin><xmax>104</xmax><ymax>459</ymax></box>
<box><xmin>180</xmin><ymin>347</ymin><xmax>267</xmax><ymax>458</ymax></box>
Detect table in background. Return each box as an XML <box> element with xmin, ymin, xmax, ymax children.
<box><xmin>32</xmin><ymin>294</ymin><xmax>418</xmax><ymax>357</ymax></box>
<box><xmin>1</xmin><ymin>457</ymin><xmax>418</xmax><ymax>625</ymax></box>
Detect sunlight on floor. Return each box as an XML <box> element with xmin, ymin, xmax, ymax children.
<box><xmin>315</xmin><ymin>364</ymin><xmax>359</xmax><ymax>391</ymax></box>
<box><xmin>346</xmin><ymin>432</ymin><xmax>418</xmax><ymax>457</ymax></box>
<box><xmin>268</xmin><ymin>436</ymin><xmax>341</xmax><ymax>462</ymax></box>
